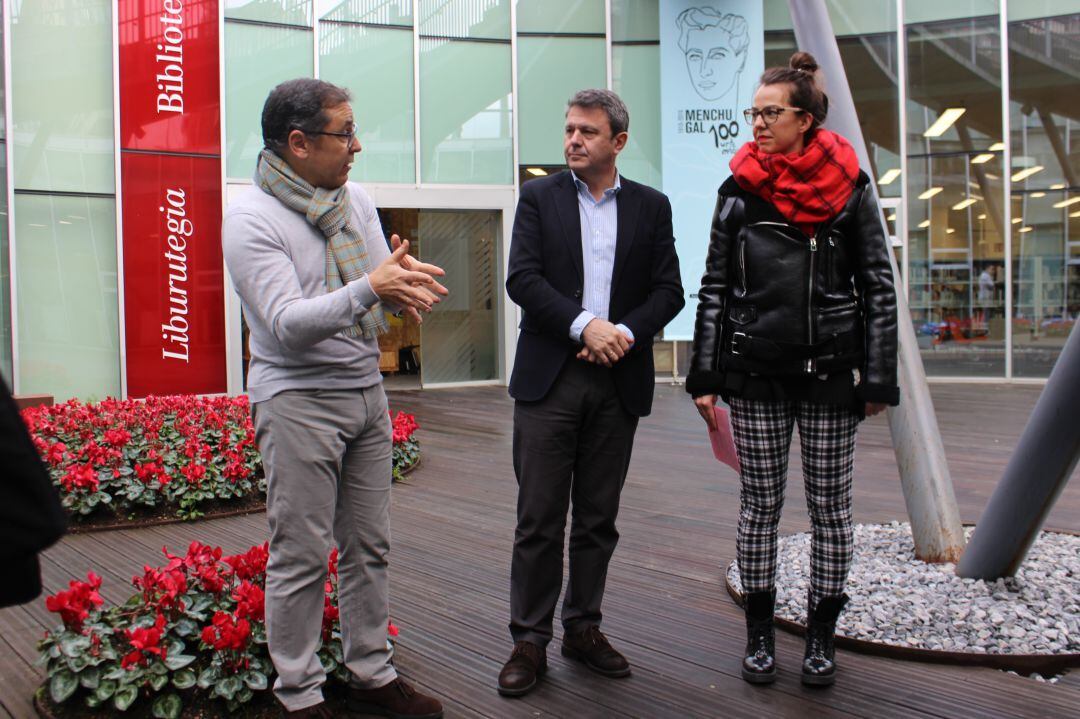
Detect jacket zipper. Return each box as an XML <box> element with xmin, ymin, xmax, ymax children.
<box><xmin>807</xmin><ymin>235</ymin><xmax>817</xmax><ymax>374</ymax></box>
<box><xmin>738</xmin><ymin>237</ymin><xmax>747</xmax><ymax>295</ymax></box>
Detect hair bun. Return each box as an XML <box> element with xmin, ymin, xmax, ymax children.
<box><xmin>789</xmin><ymin>51</ymin><xmax>819</xmax><ymax>74</ymax></box>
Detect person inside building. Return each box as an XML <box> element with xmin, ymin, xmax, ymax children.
<box><xmin>222</xmin><ymin>78</ymin><xmax>448</xmax><ymax>719</ymax></box>
<box><xmin>497</xmin><ymin>89</ymin><xmax>684</xmax><ymax>698</ymax></box>
<box><xmin>685</xmin><ymin>52</ymin><xmax>899</xmax><ymax>687</ymax></box>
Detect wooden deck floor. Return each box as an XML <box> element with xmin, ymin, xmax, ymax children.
<box><xmin>2</xmin><ymin>383</ymin><xmax>1078</xmax><ymax>718</ymax></box>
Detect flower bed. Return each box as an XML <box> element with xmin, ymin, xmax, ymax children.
<box><xmin>38</xmin><ymin>541</ymin><xmax>397</xmax><ymax>718</ymax></box>
<box><xmin>22</xmin><ymin>396</ymin><xmax>421</xmax><ymax>526</ymax></box>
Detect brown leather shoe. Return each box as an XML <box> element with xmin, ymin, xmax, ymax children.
<box><xmin>497</xmin><ymin>641</ymin><xmax>547</xmax><ymax>697</ymax></box>
<box><xmin>346</xmin><ymin>677</ymin><xmax>443</xmax><ymax>719</ymax></box>
<box><xmin>280</xmin><ymin>701</ymin><xmax>334</xmax><ymax>718</ymax></box>
<box><xmin>561</xmin><ymin>626</ymin><xmax>631</xmax><ymax>677</ymax></box>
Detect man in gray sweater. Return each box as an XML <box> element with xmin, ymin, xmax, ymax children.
<box><xmin>222</xmin><ymin>78</ymin><xmax>447</xmax><ymax>719</ymax></box>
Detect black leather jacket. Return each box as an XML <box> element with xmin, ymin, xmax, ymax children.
<box><xmin>687</xmin><ymin>171</ymin><xmax>899</xmax><ymax>405</ymax></box>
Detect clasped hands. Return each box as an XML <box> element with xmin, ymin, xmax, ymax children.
<box><xmin>577</xmin><ymin>318</ymin><xmax>634</xmax><ymax>367</ymax></box>
<box><xmin>367</xmin><ymin>234</ymin><xmax>449</xmax><ymax>323</ymax></box>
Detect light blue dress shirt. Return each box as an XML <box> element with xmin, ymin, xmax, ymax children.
<box><xmin>568</xmin><ymin>171</ymin><xmax>635</xmax><ymax>343</ymax></box>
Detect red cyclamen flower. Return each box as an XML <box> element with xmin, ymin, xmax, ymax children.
<box><xmin>44</xmin><ymin>572</ymin><xmax>103</xmax><ymax>632</ymax></box>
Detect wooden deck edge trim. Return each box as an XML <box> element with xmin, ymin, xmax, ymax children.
<box><xmin>62</xmin><ymin>457</ymin><xmax>420</xmax><ymax>535</ymax></box>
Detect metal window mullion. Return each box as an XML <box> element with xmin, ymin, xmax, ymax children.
<box><xmin>413</xmin><ymin>3</ymin><xmax>421</xmax><ymax>187</ymax></box>
<box><xmin>605</xmin><ymin>0</ymin><xmax>612</xmax><ymax>91</ymax></box>
<box><xmin>897</xmin><ymin>0</ymin><xmax>910</xmax><ymax>298</ymax></box>
<box><xmin>112</xmin><ymin>1</ymin><xmax>128</xmax><ymax>399</ymax></box>
<box><xmin>3</xmin><ymin>0</ymin><xmax>17</xmax><ymax>391</ymax></box>
<box><xmin>312</xmin><ymin>4</ymin><xmax>319</xmax><ymax>78</ymax></box>
<box><xmin>1000</xmin><ymin>3</ymin><xmax>1013</xmax><ymax>379</ymax></box>
<box><xmin>510</xmin><ymin>0</ymin><xmax>520</xmax><ymax>194</ymax></box>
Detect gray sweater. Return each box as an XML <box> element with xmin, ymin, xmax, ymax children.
<box><xmin>222</xmin><ymin>182</ymin><xmax>391</xmax><ymax>403</ymax></box>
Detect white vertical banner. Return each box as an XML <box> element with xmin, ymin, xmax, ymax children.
<box><xmin>659</xmin><ymin>0</ymin><xmax>763</xmax><ymax>339</ymax></box>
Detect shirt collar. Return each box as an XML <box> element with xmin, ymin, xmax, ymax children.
<box><xmin>570</xmin><ymin>170</ymin><xmax>621</xmax><ymax>199</ymax></box>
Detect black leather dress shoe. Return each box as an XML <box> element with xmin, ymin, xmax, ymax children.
<box><xmin>561</xmin><ymin>626</ymin><xmax>631</xmax><ymax>678</ymax></box>
<box><xmin>498</xmin><ymin>641</ymin><xmax>547</xmax><ymax>697</ymax></box>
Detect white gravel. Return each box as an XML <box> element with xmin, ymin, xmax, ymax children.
<box><xmin>726</xmin><ymin>522</ymin><xmax>1079</xmax><ymax>663</ymax></box>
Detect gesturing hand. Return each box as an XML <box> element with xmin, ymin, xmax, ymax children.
<box><xmin>577</xmin><ymin>319</ymin><xmax>632</xmax><ymax>367</ymax></box>
<box><xmin>367</xmin><ymin>236</ymin><xmax>449</xmax><ymax>323</ymax></box>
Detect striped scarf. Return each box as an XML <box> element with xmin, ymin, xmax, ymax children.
<box><xmin>255</xmin><ymin>149</ymin><xmax>387</xmax><ymax>339</ymax></box>
<box><xmin>730</xmin><ymin>128</ymin><xmax>860</xmax><ymax>237</ymax></box>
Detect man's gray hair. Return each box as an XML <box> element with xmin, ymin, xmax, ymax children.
<box><xmin>566</xmin><ymin>89</ymin><xmax>630</xmax><ymax>136</ymax></box>
<box><xmin>262</xmin><ymin>78</ymin><xmax>352</xmax><ymax>152</ymax></box>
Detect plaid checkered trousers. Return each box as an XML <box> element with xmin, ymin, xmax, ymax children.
<box><xmin>729</xmin><ymin>397</ymin><xmax>861</xmax><ymax>608</ymax></box>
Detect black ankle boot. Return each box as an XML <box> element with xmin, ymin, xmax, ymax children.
<box><xmin>802</xmin><ymin>593</ymin><xmax>849</xmax><ymax>686</ymax></box>
<box><xmin>741</xmin><ymin>590</ymin><xmax>776</xmax><ymax>684</ymax></box>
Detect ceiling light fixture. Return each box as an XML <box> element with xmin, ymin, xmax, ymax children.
<box><xmin>1011</xmin><ymin>166</ymin><xmax>1044</xmax><ymax>182</ymax></box>
<box><xmin>918</xmin><ymin>220</ymin><xmax>931</xmax><ymax>228</ymax></box>
<box><xmin>526</xmin><ymin>168</ymin><xmax>548</xmax><ymax>176</ymax></box>
<box><xmin>923</xmin><ymin>108</ymin><xmax>966</xmax><ymax>138</ymax></box>
<box><xmin>988</xmin><ymin>142</ymin><xmax>1005</xmax><ymax>151</ymax></box>
<box><xmin>918</xmin><ymin>187</ymin><xmax>943</xmax><ymax>200</ymax></box>
<box><xmin>952</xmin><ymin>198</ymin><xmax>977</xmax><ymax>210</ymax></box>
<box><xmin>1052</xmin><ymin>197</ymin><xmax>1080</xmax><ymax>209</ymax></box>
<box><xmin>878</xmin><ymin>169</ymin><xmax>902</xmax><ymax>185</ymax></box>
<box><xmin>1018</xmin><ymin>226</ymin><xmax>1033</xmax><ymax>233</ymax></box>
<box><xmin>971</xmin><ymin>154</ymin><xmax>995</xmax><ymax>164</ymax></box>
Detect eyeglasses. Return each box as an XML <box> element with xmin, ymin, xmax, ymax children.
<box><xmin>742</xmin><ymin>107</ymin><xmax>805</xmax><ymax>126</ymax></box>
<box><xmin>300</xmin><ymin>127</ymin><xmax>357</xmax><ymax>145</ymax></box>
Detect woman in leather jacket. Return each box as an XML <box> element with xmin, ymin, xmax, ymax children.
<box><xmin>687</xmin><ymin>52</ymin><xmax>899</xmax><ymax>687</ymax></box>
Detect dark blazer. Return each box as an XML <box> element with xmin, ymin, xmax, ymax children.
<box><xmin>506</xmin><ymin>171</ymin><xmax>684</xmax><ymax>417</ymax></box>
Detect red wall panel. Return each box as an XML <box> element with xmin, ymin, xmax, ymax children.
<box><xmin>119</xmin><ymin>0</ymin><xmax>221</xmax><ymax>154</ymax></box>
<box><xmin>119</xmin><ymin>0</ymin><xmax>225</xmax><ymax>397</ymax></box>
<box><xmin>121</xmin><ymin>153</ymin><xmax>226</xmax><ymax>397</ymax></box>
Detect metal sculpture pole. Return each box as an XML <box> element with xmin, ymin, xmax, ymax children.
<box><xmin>788</xmin><ymin>0</ymin><xmax>966</xmax><ymax>562</ymax></box>
<box><xmin>957</xmin><ymin>324</ymin><xmax>1080</xmax><ymax>578</ymax></box>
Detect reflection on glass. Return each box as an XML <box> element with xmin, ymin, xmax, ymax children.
<box><xmin>11</xmin><ymin>0</ymin><xmax>115</xmax><ymax>193</ymax></box>
<box><xmin>613</xmin><ymin>0</ymin><xmax>661</xmax><ymax>189</ymax></box>
<box><xmin>419</xmin><ymin>38</ymin><xmax>513</xmax><ymax>184</ymax></box>
<box><xmin>15</xmin><ymin>195</ymin><xmax>120</xmax><ymax>401</ymax></box>
<box><xmin>418</xmin><ymin>0</ymin><xmax>510</xmax><ymax>39</ymax></box>
<box><xmin>225</xmin><ymin>22</ymin><xmax>314</xmax><ymax>178</ymax></box>
<box><xmin>320</xmin><ymin>22</ymin><xmax>415</xmax><ymax>183</ymax></box>
<box><xmin>418</xmin><ymin>210</ymin><xmax>500</xmax><ymax>383</ymax></box>
<box><xmin>517</xmin><ymin>0</ymin><xmax>605</xmax><ymax>34</ymax></box>
<box><xmin>1008</xmin><ymin>10</ymin><xmax>1080</xmax><ymax>377</ymax></box>
<box><xmin>226</xmin><ymin>0</ymin><xmax>313</xmax><ymax>26</ymax></box>
<box><xmin>613</xmin><ymin>44</ymin><xmax>662</xmax><ymax>188</ymax></box>
<box><xmin>905</xmin><ymin>9</ymin><xmax>1005</xmax><ymax>377</ymax></box>
<box><xmin>518</xmin><ymin>37</ymin><xmax>606</xmax><ymax>166</ymax></box>
<box><xmin>317</xmin><ymin>0</ymin><xmax>411</xmax><ymax>24</ymax></box>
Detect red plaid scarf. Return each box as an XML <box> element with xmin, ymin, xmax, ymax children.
<box><xmin>729</xmin><ymin>128</ymin><xmax>860</xmax><ymax>236</ymax></box>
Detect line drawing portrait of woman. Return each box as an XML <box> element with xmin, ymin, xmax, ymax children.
<box><xmin>676</xmin><ymin>7</ymin><xmax>750</xmax><ymax>103</ymax></box>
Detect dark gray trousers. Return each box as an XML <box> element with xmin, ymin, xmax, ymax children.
<box><xmin>509</xmin><ymin>359</ymin><xmax>639</xmax><ymax>648</ymax></box>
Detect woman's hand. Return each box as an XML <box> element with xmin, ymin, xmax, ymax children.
<box><xmin>865</xmin><ymin>402</ymin><xmax>887</xmax><ymax>417</ymax></box>
<box><xmin>694</xmin><ymin>394</ymin><xmax>719</xmax><ymax>431</ymax></box>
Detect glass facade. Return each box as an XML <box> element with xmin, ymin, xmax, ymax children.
<box><xmin>1</xmin><ymin>0</ymin><xmax>1077</xmax><ymax>399</ymax></box>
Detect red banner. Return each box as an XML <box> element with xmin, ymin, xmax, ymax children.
<box><xmin>119</xmin><ymin>0</ymin><xmax>225</xmax><ymax>397</ymax></box>
<box><xmin>119</xmin><ymin>0</ymin><xmax>221</xmax><ymax>154</ymax></box>
<box><xmin>121</xmin><ymin>154</ymin><xmax>226</xmax><ymax>397</ymax></box>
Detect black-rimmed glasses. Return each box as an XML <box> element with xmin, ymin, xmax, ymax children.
<box><xmin>300</xmin><ymin>127</ymin><xmax>357</xmax><ymax>145</ymax></box>
<box><xmin>742</xmin><ymin>107</ymin><xmax>805</xmax><ymax>126</ymax></box>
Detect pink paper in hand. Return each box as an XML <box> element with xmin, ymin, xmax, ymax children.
<box><xmin>709</xmin><ymin>405</ymin><xmax>741</xmax><ymax>474</ymax></box>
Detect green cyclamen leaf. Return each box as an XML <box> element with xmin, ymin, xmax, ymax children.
<box><xmin>49</xmin><ymin>669</ymin><xmax>79</xmax><ymax>704</ymax></box>
<box><xmin>171</xmin><ymin>669</ymin><xmax>196</xmax><ymax>689</ymax></box>
<box><xmin>113</xmin><ymin>684</ymin><xmax>138</xmax><ymax>711</ymax></box>
<box><xmin>152</xmin><ymin>692</ymin><xmax>183</xmax><ymax>719</ymax></box>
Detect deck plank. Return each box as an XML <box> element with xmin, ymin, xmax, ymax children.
<box><xmin>1</xmin><ymin>383</ymin><xmax>1077</xmax><ymax>718</ymax></box>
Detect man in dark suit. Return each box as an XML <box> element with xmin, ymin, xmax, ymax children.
<box><xmin>498</xmin><ymin>89</ymin><xmax>684</xmax><ymax>697</ymax></box>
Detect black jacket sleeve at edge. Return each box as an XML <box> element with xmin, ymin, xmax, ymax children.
<box><xmin>686</xmin><ymin>192</ymin><xmax>734</xmax><ymax>398</ymax></box>
<box><xmin>852</xmin><ymin>185</ymin><xmax>901</xmax><ymax>405</ymax></box>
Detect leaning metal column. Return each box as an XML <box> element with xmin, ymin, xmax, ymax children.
<box><xmin>788</xmin><ymin>0</ymin><xmax>966</xmax><ymax>562</ymax></box>
<box><xmin>957</xmin><ymin>325</ymin><xmax>1080</xmax><ymax>578</ymax></box>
